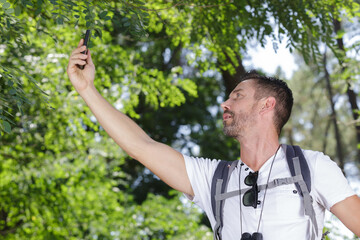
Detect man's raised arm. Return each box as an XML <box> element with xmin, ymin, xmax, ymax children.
<box><xmin>66</xmin><ymin>39</ymin><xmax>194</xmax><ymax>196</ymax></box>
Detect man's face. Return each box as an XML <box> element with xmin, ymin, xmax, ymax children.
<box><xmin>221</xmin><ymin>80</ymin><xmax>259</xmax><ymax>138</ymax></box>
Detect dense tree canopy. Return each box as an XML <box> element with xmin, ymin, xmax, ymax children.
<box><xmin>1</xmin><ymin>0</ymin><xmax>359</xmax><ymax>239</ymax></box>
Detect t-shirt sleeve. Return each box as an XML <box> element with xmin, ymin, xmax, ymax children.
<box><xmin>311</xmin><ymin>151</ymin><xmax>355</xmax><ymax>210</ymax></box>
<box><xmin>182</xmin><ymin>154</ymin><xmax>220</xmax><ymax>211</ymax></box>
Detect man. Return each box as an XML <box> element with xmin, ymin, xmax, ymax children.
<box><xmin>67</xmin><ymin>39</ymin><xmax>360</xmax><ymax>239</ymax></box>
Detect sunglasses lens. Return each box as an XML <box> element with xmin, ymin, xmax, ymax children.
<box><xmin>244</xmin><ymin>171</ymin><xmax>258</xmax><ymax>185</ymax></box>
<box><xmin>243</xmin><ymin>190</ymin><xmax>255</xmax><ymax>206</ymax></box>
<box><xmin>243</xmin><ymin>172</ymin><xmax>259</xmax><ymax>208</ymax></box>
<box><xmin>244</xmin><ymin>176</ymin><xmax>253</xmax><ymax>185</ymax></box>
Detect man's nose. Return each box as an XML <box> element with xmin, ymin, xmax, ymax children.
<box><xmin>221</xmin><ymin>99</ymin><xmax>230</xmax><ymax>111</ymax></box>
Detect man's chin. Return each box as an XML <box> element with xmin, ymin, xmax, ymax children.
<box><xmin>223</xmin><ymin>127</ymin><xmax>238</xmax><ymax>138</ymax></box>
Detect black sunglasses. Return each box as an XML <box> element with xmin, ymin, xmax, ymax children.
<box><xmin>243</xmin><ymin>171</ymin><xmax>259</xmax><ymax>208</ymax></box>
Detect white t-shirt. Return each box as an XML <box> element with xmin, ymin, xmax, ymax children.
<box><xmin>183</xmin><ymin>147</ymin><xmax>355</xmax><ymax>240</ymax></box>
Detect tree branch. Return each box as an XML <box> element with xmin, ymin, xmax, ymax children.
<box><xmin>124</xmin><ymin>1</ymin><xmax>234</xmax><ymax>12</ymax></box>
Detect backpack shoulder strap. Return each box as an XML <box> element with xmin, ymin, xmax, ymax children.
<box><xmin>284</xmin><ymin>144</ymin><xmax>318</xmax><ymax>240</ymax></box>
<box><xmin>211</xmin><ymin>160</ymin><xmax>238</xmax><ymax>240</ymax></box>
<box><xmin>284</xmin><ymin>144</ymin><xmax>311</xmax><ymax>194</ymax></box>
<box><xmin>211</xmin><ymin>160</ymin><xmax>230</xmax><ymax>217</ymax></box>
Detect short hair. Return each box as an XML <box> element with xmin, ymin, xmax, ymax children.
<box><xmin>239</xmin><ymin>70</ymin><xmax>294</xmax><ymax>135</ymax></box>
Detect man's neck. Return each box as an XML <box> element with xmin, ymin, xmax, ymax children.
<box><xmin>238</xmin><ymin>136</ymin><xmax>280</xmax><ymax>171</ymax></box>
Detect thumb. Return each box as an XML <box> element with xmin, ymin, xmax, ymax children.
<box><xmin>77</xmin><ymin>39</ymin><xmax>84</xmax><ymax>48</ymax></box>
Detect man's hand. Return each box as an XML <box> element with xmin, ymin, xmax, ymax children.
<box><xmin>67</xmin><ymin>39</ymin><xmax>95</xmax><ymax>93</ymax></box>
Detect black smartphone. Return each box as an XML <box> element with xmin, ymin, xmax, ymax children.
<box><xmin>78</xmin><ymin>30</ymin><xmax>91</xmax><ymax>70</ymax></box>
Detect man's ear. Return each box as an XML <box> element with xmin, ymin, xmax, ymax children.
<box><xmin>260</xmin><ymin>97</ymin><xmax>276</xmax><ymax>114</ymax></box>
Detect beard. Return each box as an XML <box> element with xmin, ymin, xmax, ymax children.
<box><xmin>223</xmin><ymin>109</ymin><xmax>256</xmax><ymax>138</ymax></box>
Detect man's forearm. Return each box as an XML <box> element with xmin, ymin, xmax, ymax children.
<box><xmin>77</xmin><ymin>85</ymin><xmax>193</xmax><ymax>195</ymax></box>
<box><xmin>331</xmin><ymin>195</ymin><xmax>360</xmax><ymax>237</ymax></box>
<box><xmin>79</xmin><ymin>85</ymin><xmax>154</xmax><ymax>159</ymax></box>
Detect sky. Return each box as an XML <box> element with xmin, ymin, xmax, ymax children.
<box><xmin>243</xmin><ymin>38</ymin><xmax>298</xmax><ymax>79</ymax></box>
<box><xmin>246</xmin><ymin>23</ymin><xmax>360</xmax><ymax>81</ymax></box>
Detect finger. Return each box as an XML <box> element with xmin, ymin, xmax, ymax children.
<box><xmin>69</xmin><ymin>59</ymin><xmax>87</xmax><ymax>69</ymax></box>
<box><xmin>77</xmin><ymin>39</ymin><xmax>84</xmax><ymax>48</ymax></box>
<box><xmin>70</xmin><ymin>52</ymin><xmax>88</xmax><ymax>60</ymax></box>
<box><xmin>70</xmin><ymin>45</ymin><xmax>87</xmax><ymax>57</ymax></box>
<box><xmin>87</xmin><ymin>49</ymin><xmax>94</xmax><ymax>66</ymax></box>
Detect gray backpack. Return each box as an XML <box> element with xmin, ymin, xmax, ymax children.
<box><xmin>210</xmin><ymin>144</ymin><xmax>319</xmax><ymax>240</ymax></box>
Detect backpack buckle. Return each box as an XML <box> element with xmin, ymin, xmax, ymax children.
<box><xmin>274</xmin><ymin>178</ymin><xmax>288</xmax><ymax>186</ymax></box>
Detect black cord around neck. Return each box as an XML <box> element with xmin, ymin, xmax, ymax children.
<box><xmin>238</xmin><ymin>162</ymin><xmax>244</xmax><ymax>236</ymax></box>
<box><xmin>238</xmin><ymin>145</ymin><xmax>281</xmax><ymax>236</ymax></box>
<box><xmin>256</xmin><ymin>145</ymin><xmax>281</xmax><ymax>232</ymax></box>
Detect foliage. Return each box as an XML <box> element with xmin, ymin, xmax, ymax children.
<box><xmin>283</xmin><ymin>13</ymin><xmax>360</xmax><ymax>165</ymax></box>
<box><xmin>1</xmin><ymin>0</ymin><xmax>360</xmax><ymax>133</ymax></box>
<box><xmin>0</xmin><ymin>0</ymin><xmax>151</xmax><ymax>133</ymax></box>
<box><xmin>1</xmin><ymin>0</ymin><xmax>209</xmax><ymax>238</ymax></box>
<box><xmin>283</xmin><ymin>54</ymin><xmax>356</xmax><ymax>162</ymax></box>
<box><xmin>1</xmin><ymin>0</ymin><xmax>359</xmax><ymax>239</ymax></box>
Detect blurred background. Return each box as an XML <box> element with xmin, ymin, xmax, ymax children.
<box><xmin>0</xmin><ymin>0</ymin><xmax>359</xmax><ymax>239</ymax></box>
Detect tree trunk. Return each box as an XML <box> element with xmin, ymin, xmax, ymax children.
<box><xmin>322</xmin><ymin>118</ymin><xmax>331</xmax><ymax>154</ymax></box>
<box><xmin>323</xmin><ymin>51</ymin><xmax>345</xmax><ymax>172</ymax></box>
<box><xmin>333</xmin><ymin>19</ymin><xmax>360</xmax><ymax>162</ymax></box>
<box><xmin>220</xmin><ymin>52</ymin><xmax>246</xmax><ymax>97</ymax></box>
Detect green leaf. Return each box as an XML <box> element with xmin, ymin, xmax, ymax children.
<box><xmin>56</xmin><ymin>17</ymin><xmax>63</xmax><ymax>25</ymax></box>
<box><xmin>5</xmin><ymin>8</ymin><xmax>14</xmax><ymax>14</ymax></box>
<box><xmin>9</xmin><ymin>88</ymin><xmax>16</xmax><ymax>95</ymax></box>
<box><xmin>2</xmin><ymin>2</ymin><xmax>10</xmax><ymax>9</ymax></box>
<box><xmin>0</xmin><ymin>0</ymin><xmax>7</xmax><ymax>4</ymax></box>
<box><xmin>6</xmin><ymin>79</ymin><xmax>14</xmax><ymax>87</ymax></box>
<box><xmin>3</xmin><ymin>120</ymin><xmax>11</xmax><ymax>133</ymax></box>
<box><xmin>14</xmin><ymin>5</ymin><xmax>21</xmax><ymax>16</ymax></box>
<box><xmin>99</xmin><ymin>11</ymin><xmax>108</xmax><ymax>19</ymax></box>
<box><xmin>335</xmin><ymin>29</ymin><xmax>345</xmax><ymax>39</ymax></box>
<box><xmin>133</xmin><ymin>0</ymin><xmax>145</xmax><ymax>5</ymax></box>
<box><xmin>95</xmin><ymin>28</ymin><xmax>102</xmax><ymax>39</ymax></box>
<box><xmin>35</xmin><ymin>7</ymin><xmax>42</xmax><ymax>15</ymax></box>
<box><xmin>74</xmin><ymin>15</ymin><xmax>80</xmax><ymax>18</ymax></box>
<box><xmin>141</xmin><ymin>12</ymin><xmax>150</xmax><ymax>17</ymax></box>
